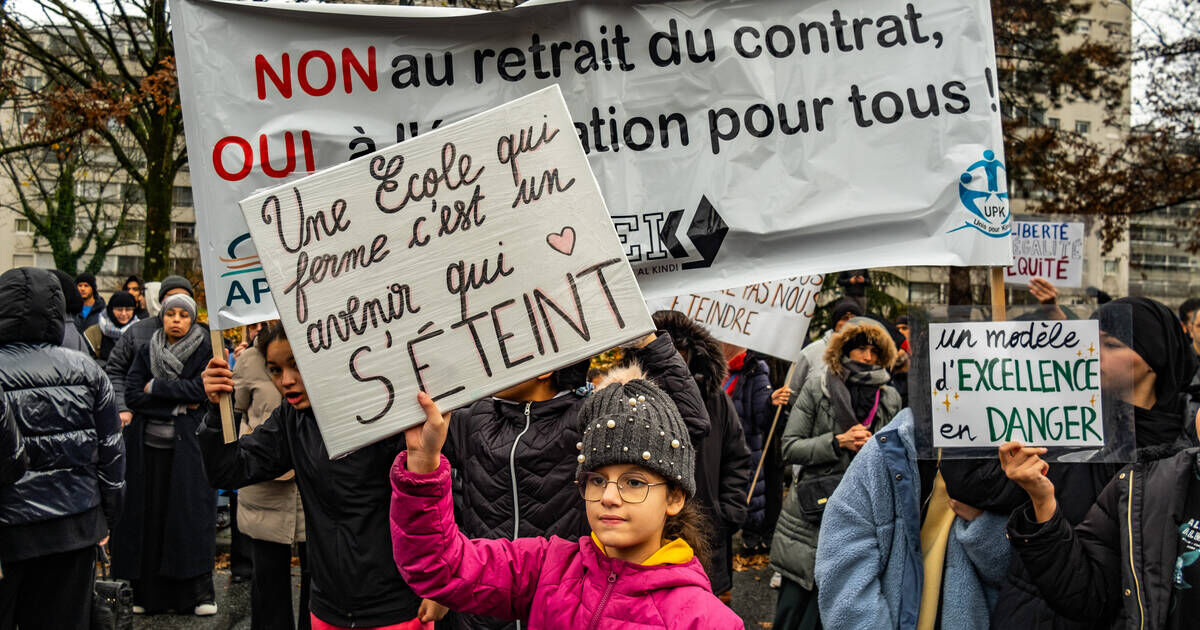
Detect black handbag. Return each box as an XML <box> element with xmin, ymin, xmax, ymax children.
<box><xmin>793</xmin><ymin>474</ymin><xmax>844</xmax><ymax>522</ymax></box>
<box><xmin>91</xmin><ymin>546</ymin><xmax>133</xmax><ymax>630</ymax></box>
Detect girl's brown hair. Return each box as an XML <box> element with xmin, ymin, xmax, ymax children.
<box><xmin>663</xmin><ymin>488</ymin><xmax>712</xmax><ymax>572</ymax></box>
<box><xmin>256</xmin><ymin>322</ymin><xmax>289</xmax><ymax>354</ymax></box>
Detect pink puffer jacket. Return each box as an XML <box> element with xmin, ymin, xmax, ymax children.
<box><xmin>389</xmin><ymin>453</ymin><xmax>744</xmax><ymax>630</ymax></box>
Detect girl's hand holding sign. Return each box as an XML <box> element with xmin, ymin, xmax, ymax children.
<box><xmin>406</xmin><ymin>393</ymin><xmax>451</xmax><ymax>475</ymax></box>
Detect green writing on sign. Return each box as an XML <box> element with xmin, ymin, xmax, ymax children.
<box><xmin>957</xmin><ymin>358</ymin><xmax>1098</xmax><ymax>393</ymax></box>
<box><xmin>987</xmin><ymin>405</ymin><xmax>1101</xmax><ymax>442</ymax></box>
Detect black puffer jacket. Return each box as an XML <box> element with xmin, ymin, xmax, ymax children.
<box><xmin>105</xmin><ymin>317</ymin><xmax>163</xmax><ymax>413</ymax></box>
<box><xmin>198</xmin><ymin>402</ymin><xmax>420</xmax><ymax>627</ymax></box>
<box><xmin>0</xmin><ymin>392</ymin><xmax>25</xmax><ymax>486</ymax></box>
<box><xmin>1009</xmin><ymin>447</ymin><xmax>1200</xmax><ymax>629</ymax></box>
<box><xmin>649</xmin><ymin>311</ymin><xmax>752</xmax><ymax>595</ymax></box>
<box><xmin>444</xmin><ymin>333</ymin><xmax>710</xmax><ymax>544</ymax></box>
<box><xmin>0</xmin><ymin>267</ymin><xmax>125</xmax><ymax>562</ymax></box>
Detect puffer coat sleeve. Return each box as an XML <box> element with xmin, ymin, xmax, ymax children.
<box><xmin>629</xmin><ymin>333</ymin><xmax>711</xmax><ymax>442</ymax></box>
<box><xmin>390</xmin><ymin>452</ymin><xmax>548</xmax><ymax>621</ymax></box>
<box><xmin>781</xmin><ymin>376</ymin><xmax>840</xmax><ymax>468</ymax></box>
<box><xmin>1007</xmin><ymin>476</ymin><xmax>1124</xmax><ymax>623</ymax></box>
<box><xmin>0</xmin><ymin>393</ymin><xmax>25</xmax><ymax>486</ymax></box>
<box><xmin>92</xmin><ymin>375</ymin><xmax>125</xmax><ymax>528</ymax></box>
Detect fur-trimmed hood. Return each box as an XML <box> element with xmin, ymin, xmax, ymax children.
<box><xmin>824</xmin><ymin>319</ymin><xmax>897</xmax><ymax>376</ymax></box>
<box><xmin>650</xmin><ymin>311</ymin><xmax>728</xmax><ymax>398</ymax></box>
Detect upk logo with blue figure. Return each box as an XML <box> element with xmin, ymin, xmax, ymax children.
<box><xmin>948</xmin><ymin>150</ymin><xmax>1011</xmax><ymax>238</ymax></box>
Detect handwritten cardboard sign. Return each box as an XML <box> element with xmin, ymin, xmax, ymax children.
<box><xmin>647</xmin><ymin>276</ymin><xmax>822</xmax><ymax>362</ymax></box>
<box><xmin>1005</xmin><ymin>221</ymin><xmax>1084</xmax><ymax>288</ymax></box>
<box><xmin>239</xmin><ymin>86</ymin><xmax>654</xmax><ymax>457</ymax></box>
<box><xmin>929</xmin><ymin>320</ymin><xmax>1103</xmax><ymax>448</ymax></box>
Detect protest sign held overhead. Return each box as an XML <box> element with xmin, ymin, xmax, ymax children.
<box><xmin>173</xmin><ymin>0</ymin><xmax>1011</xmax><ymax>329</ymax></box>
<box><xmin>647</xmin><ymin>276</ymin><xmax>822</xmax><ymax>362</ymax></box>
<box><xmin>239</xmin><ymin>86</ymin><xmax>654</xmax><ymax>457</ymax></box>
<box><xmin>929</xmin><ymin>320</ymin><xmax>1104</xmax><ymax>449</ymax></box>
<box><xmin>1005</xmin><ymin>221</ymin><xmax>1085</xmax><ymax>288</ymax></box>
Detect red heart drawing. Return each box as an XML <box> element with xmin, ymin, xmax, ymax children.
<box><xmin>546</xmin><ymin>226</ymin><xmax>576</xmax><ymax>256</ymax></box>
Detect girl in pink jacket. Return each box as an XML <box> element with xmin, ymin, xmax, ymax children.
<box><xmin>390</xmin><ymin>366</ymin><xmax>744</xmax><ymax>629</ymax></box>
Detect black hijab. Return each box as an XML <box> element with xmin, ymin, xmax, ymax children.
<box><xmin>1095</xmin><ymin>297</ymin><xmax>1196</xmax><ymax>446</ymax></box>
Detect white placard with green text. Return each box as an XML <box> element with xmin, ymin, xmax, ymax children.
<box><xmin>929</xmin><ymin>320</ymin><xmax>1104</xmax><ymax>448</ymax></box>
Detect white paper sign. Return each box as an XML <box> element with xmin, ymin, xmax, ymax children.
<box><xmin>239</xmin><ymin>86</ymin><xmax>654</xmax><ymax>457</ymax></box>
<box><xmin>172</xmin><ymin>0</ymin><xmax>1012</xmax><ymax>330</ymax></box>
<box><xmin>929</xmin><ymin>320</ymin><xmax>1103</xmax><ymax>448</ymax></box>
<box><xmin>647</xmin><ymin>276</ymin><xmax>822</xmax><ymax>362</ymax></box>
<box><xmin>1005</xmin><ymin>221</ymin><xmax>1085</xmax><ymax>288</ymax></box>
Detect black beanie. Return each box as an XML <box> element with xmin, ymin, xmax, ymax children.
<box><xmin>575</xmin><ymin>365</ymin><xmax>696</xmax><ymax>497</ymax></box>
<box><xmin>831</xmin><ymin>300</ymin><xmax>864</xmax><ymax>327</ymax></box>
<box><xmin>75</xmin><ymin>272</ymin><xmax>97</xmax><ymax>293</ymax></box>
<box><xmin>50</xmin><ymin>269</ymin><xmax>83</xmax><ymax>316</ymax></box>
<box><xmin>106</xmin><ymin>291</ymin><xmax>137</xmax><ymax>320</ymax></box>
<box><xmin>157</xmin><ymin>275</ymin><xmax>194</xmax><ymax>302</ymax></box>
<box><xmin>841</xmin><ymin>332</ymin><xmax>873</xmax><ymax>357</ymax></box>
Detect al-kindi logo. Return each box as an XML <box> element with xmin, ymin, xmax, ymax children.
<box><xmin>948</xmin><ymin>150</ymin><xmax>1011</xmax><ymax>238</ymax></box>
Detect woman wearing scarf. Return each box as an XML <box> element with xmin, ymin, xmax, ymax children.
<box><xmin>769</xmin><ymin>318</ymin><xmax>901</xmax><ymax>630</ymax></box>
<box><xmin>111</xmin><ymin>294</ymin><xmax>218</xmax><ymax>616</ymax></box>
<box><xmin>84</xmin><ymin>290</ymin><xmax>139</xmax><ymax>364</ymax></box>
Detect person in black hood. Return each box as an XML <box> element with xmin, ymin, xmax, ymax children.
<box><xmin>650</xmin><ymin>310</ymin><xmax>752</xmax><ymax>602</ymax></box>
<box><xmin>106</xmin><ymin>275</ymin><xmax>197</xmax><ymax>428</ymax></box>
<box><xmin>0</xmin><ymin>267</ymin><xmax>125</xmax><ymax>629</ymax></box>
<box><xmin>1000</xmin><ymin>383</ymin><xmax>1200</xmax><ymax>628</ymax></box>
<box><xmin>114</xmin><ymin>293</ymin><xmax>217</xmax><ymax>616</ymax></box>
<box><xmin>49</xmin><ymin>269</ymin><xmax>93</xmax><ymax>355</ymax></box>
<box><xmin>942</xmin><ymin>296</ymin><xmax>1196</xmax><ymax>630</ymax></box>
<box><xmin>84</xmin><ymin>290</ymin><xmax>139</xmax><ymax>364</ymax></box>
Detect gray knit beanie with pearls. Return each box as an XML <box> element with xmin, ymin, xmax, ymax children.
<box><xmin>575</xmin><ymin>364</ymin><xmax>696</xmax><ymax>497</ymax></box>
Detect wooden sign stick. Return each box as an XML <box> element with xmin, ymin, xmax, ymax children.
<box><xmin>746</xmin><ymin>362</ymin><xmax>797</xmax><ymax>505</ymax></box>
<box><xmin>210</xmin><ymin>328</ymin><xmax>237</xmax><ymax>444</ymax></box>
<box><xmin>990</xmin><ymin>266</ymin><xmax>1007</xmax><ymax>323</ymax></box>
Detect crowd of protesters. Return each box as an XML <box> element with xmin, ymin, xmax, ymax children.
<box><xmin>2</xmin><ymin>265</ymin><xmax>1200</xmax><ymax>630</ymax></box>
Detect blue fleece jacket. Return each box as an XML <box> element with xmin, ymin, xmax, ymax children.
<box><xmin>814</xmin><ymin>410</ymin><xmax>1010</xmax><ymax>630</ymax></box>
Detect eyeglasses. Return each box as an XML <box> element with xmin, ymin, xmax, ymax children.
<box><xmin>576</xmin><ymin>472</ymin><xmax>667</xmax><ymax>504</ymax></box>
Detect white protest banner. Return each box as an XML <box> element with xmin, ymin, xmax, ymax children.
<box><xmin>929</xmin><ymin>320</ymin><xmax>1103</xmax><ymax>449</ymax></box>
<box><xmin>239</xmin><ymin>86</ymin><xmax>654</xmax><ymax>457</ymax></box>
<box><xmin>647</xmin><ymin>276</ymin><xmax>822</xmax><ymax>362</ymax></box>
<box><xmin>172</xmin><ymin>0</ymin><xmax>1012</xmax><ymax>330</ymax></box>
<box><xmin>1005</xmin><ymin>221</ymin><xmax>1085</xmax><ymax>288</ymax></box>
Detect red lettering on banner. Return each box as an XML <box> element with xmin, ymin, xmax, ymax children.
<box><xmin>213</xmin><ymin>131</ymin><xmax>317</xmax><ymax>182</ymax></box>
<box><xmin>256</xmin><ymin>48</ymin><xmax>379</xmax><ymax>100</ymax></box>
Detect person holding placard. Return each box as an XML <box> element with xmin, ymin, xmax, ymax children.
<box><xmin>442</xmin><ymin>332</ymin><xmax>709</xmax><ymax>630</ymax></box>
<box><xmin>938</xmin><ymin>296</ymin><xmax>1198</xmax><ymax>630</ymax></box>
<box><xmin>651</xmin><ymin>310</ymin><xmax>753</xmax><ymax>603</ymax></box>
<box><xmin>999</xmin><ymin>413</ymin><xmax>1200</xmax><ymax>629</ymax></box>
<box><xmin>199</xmin><ymin>324</ymin><xmax>434</xmax><ymax>629</ymax></box>
<box><xmin>389</xmin><ymin>368</ymin><xmax>743</xmax><ymax>629</ymax></box>
<box><xmin>115</xmin><ymin>293</ymin><xmax>217</xmax><ymax>616</ymax></box>
<box><xmin>772</xmin><ymin>318</ymin><xmax>902</xmax><ymax>630</ymax></box>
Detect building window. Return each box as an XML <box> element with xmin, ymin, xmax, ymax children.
<box><xmin>122</xmin><ymin>183</ymin><xmax>145</xmax><ymax>204</ymax></box>
<box><xmin>173</xmin><ymin>222</ymin><xmax>196</xmax><ymax>243</ymax></box>
<box><xmin>1047</xmin><ymin>117</ymin><xmax>1060</xmax><ymax>129</ymax></box>
<box><xmin>172</xmin><ymin>186</ymin><xmax>193</xmax><ymax>207</ymax></box>
<box><xmin>119</xmin><ymin>219</ymin><xmax>145</xmax><ymax>242</ymax></box>
<box><xmin>117</xmin><ymin>256</ymin><xmax>143</xmax><ymax>276</ymax></box>
<box><xmin>171</xmin><ymin>258</ymin><xmax>198</xmax><ymax>276</ymax></box>
<box><xmin>910</xmin><ymin>283</ymin><xmax>943</xmax><ymax>304</ymax></box>
<box><xmin>1076</xmin><ymin>19</ymin><xmax>1091</xmax><ymax>35</ymax></box>
<box><xmin>1104</xmin><ymin>260</ymin><xmax>1119</xmax><ymax>275</ymax></box>
<box><xmin>22</xmin><ymin>75</ymin><xmax>43</xmax><ymax>91</ymax></box>
<box><xmin>14</xmin><ymin>219</ymin><xmax>31</xmax><ymax>234</ymax></box>
<box><xmin>18</xmin><ymin>111</ymin><xmax>35</xmax><ymax>129</ymax></box>
<box><xmin>1075</xmin><ymin>120</ymin><xmax>1091</xmax><ymax>134</ymax></box>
